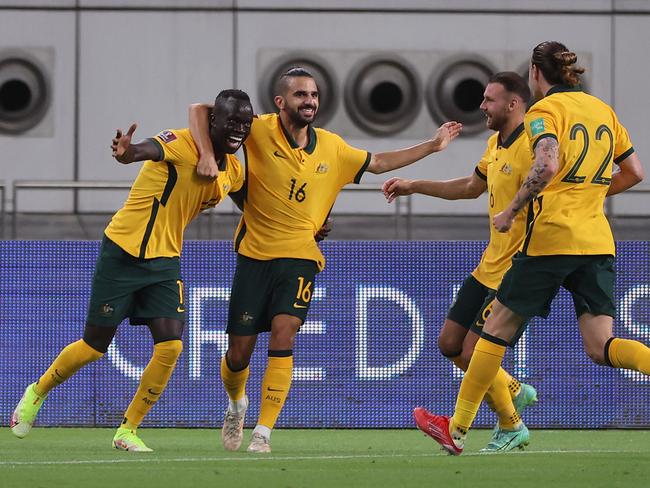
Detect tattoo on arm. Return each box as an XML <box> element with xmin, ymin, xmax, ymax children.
<box><xmin>511</xmin><ymin>137</ymin><xmax>558</xmax><ymax>213</ymax></box>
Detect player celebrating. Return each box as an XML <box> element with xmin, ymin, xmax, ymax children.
<box><xmin>11</xmin><ymin>90</ymin><xmax>254</xmax><ymax>452</ymax></box>
<box><xmin>384</xmin><ymin>72</ymin><xmax>537</xmax><ymax>452</ymax></box>
<box><xmin>415</xmin><ymin>41</ymin><xmax>646</xmax><ymax>455</ymax></box>
<box><xmin>189</xmin><ymin>67</ymin><xmax>462</xmax><ymax>453</ymax></box>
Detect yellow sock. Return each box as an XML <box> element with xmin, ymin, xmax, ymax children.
<box><xmin>505</xmin><ymin>373</ymin><xmax>521</xmax><ymax>398</ymax></box>
<box><xmin>452</xmin><ymin>338</ymin><xmax>506</xmax><ymax>433</ymax></box>
<box><xmin>485</xmin><ymin>368</ymin><xmax>521</xmax><ymax>430</ymax></box>
<box><xmin>221</xmin><ymin>356</ymin><xmax>250</xmax><ymax>401</ymax></box>
<box><xmin>257</xmin><ymin>353</ymin><xmax>292</xmax><ymax>429</ymax></box>
<box><xmin>607</xmin><ymin>338</ymin><xmax>650</xmax><ymax>374</ymax></box>
<box><xmin>35</xmin><ymin>339</ymin><xmax>103</xmax><ymax>396</ymax></box>
<box><xmin>450</xmin><ymin>354</ymin><xmax>520</xmax><ymax>429</ymax></box>
<box><xmin>122</xmin><ymin>340</ymin><xmax>182</xmax><ymax>430</ymax></box>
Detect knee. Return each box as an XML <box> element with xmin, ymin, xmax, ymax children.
<box><xmin>437</xmin><ymin>333</ymin><xmax>463</xmax><ymax>359</ymax></box>
<box><xmin>227</xmin><ymin>346</ymin><xmax>252</xmax><ymax>370</ymax></box>
<box><xmin>83</xmin><ymin>324</ymin><xmax>117</xmax><ymax>353</ymax></box>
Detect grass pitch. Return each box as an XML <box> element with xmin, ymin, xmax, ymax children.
<box><xmin>1</xmin><ymin>428</ymin><xmax>648</xmax><ymax>488</ymax></box>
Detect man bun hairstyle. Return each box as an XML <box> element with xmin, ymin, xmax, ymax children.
<box><xmin>274</xmin><ymin>66</ymin><xmax>315</xmax><ymax>96</ymax></box>
<box><xmin>532</xmin><ymin>41</ymin><xmax>585</xmax><ymax>87</ymax></box>
<box><xmin>488</xmin><ymin>71</ymin><xmax>531</xmax><ymax>104</ymax></box>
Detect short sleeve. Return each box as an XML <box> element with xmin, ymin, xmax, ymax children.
<box><xmin>334</xmin><ymin>134</ymin><xmax>371</xmax><ymax>185</ymax></box>
<box><xmin>612</xmin><ymin>116</ymin><xmax>635</xmax><ymax>165</ymax></box>
<box><xmin>150</xmin><ymin>129</ymin><xmax>186</xmax><ymax>163</ymax></box>
<box><xmin>475</xmin><ymin>143</ymin><xmax>490</xmax><ymax>181</ymax></box>
<box><xmin>525</xmin><ymin>104</ymin><xmax>558</xmax><ymax>152</ymax></box>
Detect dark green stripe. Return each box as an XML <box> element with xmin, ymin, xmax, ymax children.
<box><xmin>354</xmin><ymin>152</ymin><xmax>372</xmax><ymax>184</ymax></box>
<box><xmin>268</xmin><ymin>349</ymin><xmax>293</xmax><ymax>357</ymax></box>
<box><xmin>160</xmin><ymin>162</ymin><xmax>177</xmax><ymax>206</ymax></box>
<box><xmin>479</xmin><ymin>331</ymin><xmax>510</xmax><ymax>347</ymax></box>
<box><xmin>138</xmin><ymin>162</ymin><xmax>177</xmax><ymax>258</ymax></box>
<box><xmin>531</xmin><ymin>133</ymin><xmax>557</xmax><ymax>151</ymax></box>
<box><xmin>147</xmin><ymin>137</ymin><xmax>165</xmax><ymax>162</ymax></box>
<box><xmin>603</xmin><ymin>337</ymin><xmax>616</xmax><ymax>368</ymax></box>
<box><xmin>521</xmin><ymin>196</ymin><xmax>543</xmax><ymax>255</ymax></box>
<box><xmin>614</xmin><ymin>146</ymin><xmax>635</xmax><ymax>165</ymax></box>
<box><xmin>304</xmin><ymin>126</ymin><xmax>317</xmax><ymax>154</ymax></box>
<box><xmin>139</xmin><ymin>198</ymin><xmax>160</xmax><ymax>258</ymax></box>
<box><xmin>234</xmin><ymin>221</ymin><xmax>247</xmax><ymax>252</ymax></box>
<box><xmin>546</xmin><ymin>84</ymin><xmax>583</xmax><ymax>96</ymax></box>
<box><xmin>474</xmin><ymin>166</ymin><xmax>487</xmax><ymax>181</ymax></box>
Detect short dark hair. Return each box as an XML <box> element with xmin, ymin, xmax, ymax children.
<box><xmin>274</xmin><ymin>67</ymin><xmax>315</xmax><ymax>96</ymax></box>
<box><xmin>488</xmin><ymin>71</ymin><xmax>531</xmax><ymax>104</ymax></box>
<box><xmin>531</xmin><ymin>41</ymin><xmax>585</xmax><ymax>87</ymax></box>
<box><xmin>214</xmin><ymin>89</ymin><xmax>250</xmax><ymax>106</ymax></box>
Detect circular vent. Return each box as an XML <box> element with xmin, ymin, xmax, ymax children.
<box><xmin>344</xmin><ymin>56</ymin><xmax>420</xmax><ymax>136</ymax></box>
<box><xmin>0</xmin><ymin>54</ymin><xmax>50</xmax><ymax>134</ymax></box>
<box><xmin>426</xmin><ymin>57</ymin><xmax>495</xmax><ymax>136</ymax></box>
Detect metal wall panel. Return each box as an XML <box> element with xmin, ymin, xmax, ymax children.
<box><xmin>77</xmin><ymin>10</ymin><xmax>235</xmax><ymax>212</ymax></box>
<box><xmin>0</xmin><ymin>11</ymin><xmax>75</xmax><ymax>213</ymax></box>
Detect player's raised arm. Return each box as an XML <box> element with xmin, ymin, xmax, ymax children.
<box><xmin>111</xmin><ymin>123</ymin><xmax>160</xmax><ymax>164</ymax></box>
<box><xmin>366</xmin><ymin>121</ymin><xmax>462</xmax><ymax>175</ymax></box>
<box><xmin>189</xmin><ymin>103</ymin><xmax>219</xmax><ymax>178</ymax></box>
<box><xmin>383</xmin><ymin>173</ymin><xmax>487</xmax><ymax>203</ymax></box>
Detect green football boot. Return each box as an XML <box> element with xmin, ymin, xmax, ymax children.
<box><xmin>513</xmin><ymin>383</ymin><xmax>538</xmax><ymax>413</ymax></box>
<box><xmin>112</xmin><ymin>427</ymin><xmax>153</xmax><ymax>452</ymax></box>
<box><xmin>481</xmin><ymin>423</ymin><xmax>530</xmax><ymax>452</ymax></box>
<box><xmin>11</xmin><ymin>383</ymin><xmax>47</xmax><ymax>439</ymax></box>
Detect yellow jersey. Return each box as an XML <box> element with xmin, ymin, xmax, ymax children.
<box><xmin>234</xmin><ymin>114</ymin><xmax>370</xmax><ymax>270</ymax></box>
<box><xmin>523</xmin><ymin>86</ymin><xmax>634</xmax><ymax>256</ymax></box>
<box><xmin>472</xmin><ymin>124</ymin><xmax>533</xmax><ymax>289</ymax></box>
<box><xmin>105</xmin><ymin>128</ymin><xmax>244</xmax><ymax>259</ymax></box>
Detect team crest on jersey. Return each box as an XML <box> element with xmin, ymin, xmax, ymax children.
<box><xmin>158</xmin><ymin>130</ymin><xmax>177</xmax><ymax>143</ymax></box>
<box><xmin>529</xmin><ymin>118</ymin><xmax>545</xmax><ymax>136</ymax></box>
<box><xmin>500</xmin><ymin>162</ymin><xmax>512</xmax><ymax>175</ymax></box>
<box><xmin>223</xmin><ymin>183</ymin><xmax>230</xmax><ymax>193</ymax></box>
<box><xmin>316</xmin><ymin>162</ymin><xmax>329</xmax><ymax>174</ymax></box>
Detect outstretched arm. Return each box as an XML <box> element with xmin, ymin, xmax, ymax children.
<box><xmin>366</xmin><ymin>121</ymin><xmax>462</xmax><ymax>175</ymax></box>
<box><xmin>607</xmin><ymin>153</ymin><xmax>644</xmax><ymax>196</ymax></box>
<box><xmin>111</xmin><ymin>123</ymin><xmax>160</xmax><ymax>164</ymax></box>
<box><xmin>382</xmin><ymin>173</ymin><xmax>486</xmax><ymax>203</ymax></box>
<box><xmin>493</xmin><ymin>137</ymin><xmax>559</xmax><ymax>232</ymax></box>
<box><xmin>188</xmin><ymin>103</ymin><xmax>219</xmax><ymax>178</ymax></box>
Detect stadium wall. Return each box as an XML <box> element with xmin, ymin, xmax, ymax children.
<box><xmin>0</xmin><ymin>1</ymin><xmax>648</xmax><ymax>215</ymax></box>
<box><xmin>1</xmin><ymin>240</ymin><xmax>649</xmax><ymax>429</ymax></box>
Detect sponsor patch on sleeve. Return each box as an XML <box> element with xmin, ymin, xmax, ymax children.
<box><xmin>529</xmin><ymin>118</ymin><xmax>546</xmax><ymax>137</ymax></box>
<box><xmin>157</xmin><ymin>130</ymin><xmax>177</xmax><ymax>143</ymax></box>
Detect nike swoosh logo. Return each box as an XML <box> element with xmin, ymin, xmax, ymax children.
<box><xmin>274</xmin><ymin>150</ymin><xmax>287</xmax><ymax>159</ymax></box>
<box><xmin>293</xmin><ymin>302</ymin><xmax>307</xmax><ymax>309</ymax></box>
<box><xmin>147</xmin><ymin>388</ymin><xmax>161</xmax><ymax>396</ymax></box>
<box><xmin>177</xmin><ymin>306</ymin><xmax>185</xmax><ymax>313</ymax></box>
<box><xmin>267</xmin><ymin>387</ymin><xmax>283</xmax><ymax>392</ymax></box>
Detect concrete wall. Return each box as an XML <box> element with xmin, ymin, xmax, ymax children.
<box><xmin>0</xmin><ymin>1</ymin><xmax>647</xmax><ymax>215</ymax></box>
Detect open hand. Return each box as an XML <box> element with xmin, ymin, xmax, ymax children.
<box><xmin>431</xmin><ymin>121</ymin><xmax>463</xmax><ymax>152</ymax></box>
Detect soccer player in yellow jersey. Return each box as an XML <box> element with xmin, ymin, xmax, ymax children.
<box><xmin>384</xmin><ymin>72</ymin><xmax>537</xmax><ymax>452</ymax></box>
<box><xmin>189</xmin><ymin>67</ymin><xmax>462</xmax><ymax>453</ymax></box>
<box><xmin>418</xmin><ymin>41</ymin><xmax>647</xmax><ymax>455</ymax></box>
<box><xmin>10</xmin><ymin>90</ymin><xmax>254</xmax><ymax>451</ymax></box>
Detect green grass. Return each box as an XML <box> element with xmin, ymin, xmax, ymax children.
<box><xmin>1</xmin><ymin>428</ymin><xmax>648</xmax><ymax>488</ymax></box>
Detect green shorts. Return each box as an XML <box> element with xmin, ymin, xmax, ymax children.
<box><xmin>447</xmin><ymin>274</ymin><xmax>495</xmax><ymax>333</ymax></box>
<box><xmin>496</xmin><ymin>252</ymin><xmax>616</xmax><ymax>319</ymax></box>
<box><xmin>86</xmin><ymin>236</ymin><xmax>185</xmax><ymax>327</ymax></box>
<box><xmin>227</xmin><ymin>254</ymin><xmax>319</xmax><ymax>336</ymax></box>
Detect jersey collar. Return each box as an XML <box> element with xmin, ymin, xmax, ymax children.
<box><xmin>546</xmin><ymin>84</ymin><xmax>583</xmax><ymax>96</ymax></box>
<box><xmin>498</xmin><ymin>123</ymin><xmax>525</xmax><ymax>149</ymax></box>
<box><xmin>278</xmin><ymin>115</ymin><xmax>318</xmax><ymax>155</ymax></box>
